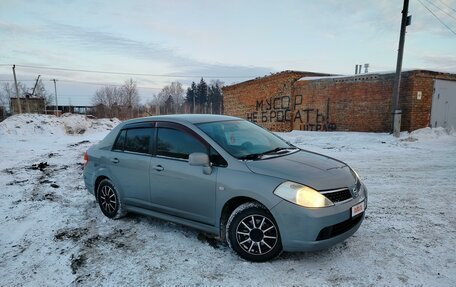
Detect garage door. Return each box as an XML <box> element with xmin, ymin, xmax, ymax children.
<box><xmin>431</xmin><ymin>80</ymin><xmax>456</xmax><ymax>129</ymax></box>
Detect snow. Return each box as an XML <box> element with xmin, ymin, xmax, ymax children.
<box><xmin>1</xmin><ymin>114</ymin><xmax>455</xmax><ymax>286</ymax></box>
<box><xmin>225</xmin><ymin>201</ymin><xmax>265</xmax><ymax>249</ymax></box>
<box><xmin>297</xmin><ymin>69</ymin><xmax>436</xmax><ymax>82</ymax></box>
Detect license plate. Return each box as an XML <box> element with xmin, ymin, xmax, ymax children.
<box><xmin>351</xmin><ymin>201</ymin><xmax>365</xmax><ymax>217</ymax></box>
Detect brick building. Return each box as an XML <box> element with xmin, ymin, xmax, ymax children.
<box><xmin>223</xmin><ymin>70</ymin><xmax>456</xmax><ymax>132</ymax></box>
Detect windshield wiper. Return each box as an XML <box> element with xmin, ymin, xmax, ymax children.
<box><xmin>239</xmin><ymin>147</ymin><xmax>297</xmax><ymax>160</ymax></box>
<box><xmin>262</xmin><ymin>147</ymin><xmax>292</xmax><ymax>155</ymax></box>
<box><xmin>238</xmin><ymin>153</ymin><xmax>263</xmax><ymax>160</ymax></box>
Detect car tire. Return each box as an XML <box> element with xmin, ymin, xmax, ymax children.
<box><xmin>226</xmin><ymin>202</ymin><xmax>282</xmax><ymax>262</ymax></box>
<box><xmin>96</xmin><ymin>179</ymin><xmax>126</xmax><ymax>219</ymax></box>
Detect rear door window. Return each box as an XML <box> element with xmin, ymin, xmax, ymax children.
<box><xmin>113</xmin><ymin>130</ymin><xmax>127</xmax><ymax>151</ymax></box>
<box><xmin>124</xmin><ymin>128</ymin><xmax>153</xmax><ymax>154</ymax></box>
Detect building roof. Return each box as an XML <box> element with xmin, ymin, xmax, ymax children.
<box><xmin>223</xmin><ymin>70</ymin><xmax>334</xmax><ymax>90</ymax></box>
<box><xmin>297</xmin><ymin>69</ymin><xmax>456</xmax><ymax>82</ymax></box>
<box><xmin>223</xmin><ymin>69</ymin><xmax>456</xmax><ymax>90</ymax></box>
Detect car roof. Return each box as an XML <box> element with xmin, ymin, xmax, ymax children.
<box><xmin>122</xmin><ymin>114</ymin><xmax>241</xmax><ymax>125</ymax></box>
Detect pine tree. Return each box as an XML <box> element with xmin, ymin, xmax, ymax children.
<box><xmin>209</xmin><ymin>80</ymin><xmax>224</xmax><ymax>114</ymax></box>
<box><xmin>196</xmin><ymin>78</ymin><xmax>208</xmax><ymax>112</ymax></box>
<box><xmin>185</xmin><ymin>85</ymin><xmax>194</xmax><ymax>105</ymax></box>
<box><xmin>164</xmin><ymin>95</ymin><xmax>175</xmax><ymax>114</ymax></box>
<box><xmin>185</xmin><ymin>82</ymin><xmax>197</xmax><ymax>113</ymax></box>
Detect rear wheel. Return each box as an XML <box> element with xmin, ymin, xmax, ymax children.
<box><xmin>96</xmin><ymin>179</ymin><xmax>126</xmax><ymax>219</ymax></box>
<box><xmin>226</xmin><ymin>202</ymin><xmax>282</xmax><ymax>262</ymax></box>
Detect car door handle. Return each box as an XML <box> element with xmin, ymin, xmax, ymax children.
<box><xmin>153</xmin><ymin>165</ymin><xmax>164</xmax><ymax>171</ymax></box>
<box><xmin>111</xmin><ymin>158</ymin><xmax>119</xmax><ymax>164</ymax></box>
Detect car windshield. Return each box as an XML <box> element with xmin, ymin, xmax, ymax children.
<box><xmin>196</xmin><ymin>120</ymin><xmax>296</xmax><ymax>160</ymax></box>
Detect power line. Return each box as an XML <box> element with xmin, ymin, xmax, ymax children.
<box><xmin>3</xmin><ymin>64</ymin><xmax>260</xmax><ymax>79</ymax></box>
<box><xmin>417</xmin><ymin>0</ymin><xmax>456</xmax><ymax>35</ymax></box>
<box><xmin>0</xmin><ymin>79</ymin><xmax>36</xmax><ymax>82</ymax></box>
<box><xmin>0</xmin><ymin>78</ymin><xmax>162</xmax><ymax>89</ymax></box>
<box><xmin>425</xmin><ymin>0</ymin><xmax>456</xmax><ymax>21</ymax></box>
<box><xmin>57</xmin><ymin>79</ymin><xmax>162</xmax><ymax>89</ymax></box>
<box><xmin>437</xmin><ymin>0</ymin><xmax>456</xmax><ymax>13</ymax></box>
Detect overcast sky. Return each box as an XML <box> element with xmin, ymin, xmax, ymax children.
<box><xmin>1</xmin><ymin>0</ymin><xmax>455</xmax><ymax>106</ymax></box>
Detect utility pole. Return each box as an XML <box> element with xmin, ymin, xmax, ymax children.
<box><xmin>12</xmin><ymin>65</ymin><xmax>22</xmax><ymax>114</ymax></box>
<box><xmin>31</xmin><ymin>75</ymin><xmax>41</xmax><ymax>97</ymax></box>
<box><xmin>193</xmin><ymin>94</ymin><xmax>195</xmax><ymax>114</ymax></box>
<box><xmin>51</xmin><ymin>79</ymin><xmax>58</xmax><ymax>115</ymax></box>
<box><xmin>391</xmin><ymin>0</ymin><xmax>411</xmax><ymax>137</ymax></box>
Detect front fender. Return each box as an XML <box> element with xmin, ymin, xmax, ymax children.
<box><xmin>215</xmin><ymin>168</ymin><xmax>284</xmax><ymax>230</ymax></box>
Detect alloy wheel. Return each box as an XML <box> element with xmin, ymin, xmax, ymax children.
<box><xmin>235</xmin><ymin>214</ymin><xmax>278</xmax><ymax>256</ymax></box>
<box><xmin>99</xmin><ymin>185</ymin><xmax>117</xmax><ymax>214</ymax></box>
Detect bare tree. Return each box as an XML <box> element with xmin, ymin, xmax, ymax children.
<box><xmin>0</xmin><ymin>82</ymin><xmax>28</xmax><ymax>112</ymax></box>
<box><xmin>120</xmin><ymin>78</ymin><xmax>140</xmax><ymax>108</ymax></box>
<box><xmin>155</xmin><ymin>91</ymin><xmax>168</xmax><ymax>106</ymax></box>
<box><xmin>92</xmin><ymin>79</ymin><xmax>141</xmax><ymax>119</ymax></box>
<box><xmin>210</xmin><ymin>79</ymin><xmax>224</xmax><ymax>88</ymax></box>
<box><xmin>158</xmin><ymin>82</ymin><xmax>185</xmax><ymax>107</ymax></box>
<box><xmin>93</xmin><ymin>86</ymin><xmax>121</xmax><ymax>108</ymax></box>
<box><xmin>147</xmin><ymin>93</ymin><xmax>164</xmax><ymax>106</ymax></box>
<box><xmin>145</xmin><ymin>94</ymin><xmax>161</xmax><ymax>115</ymax></box>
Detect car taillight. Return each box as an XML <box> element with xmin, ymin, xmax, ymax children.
<box><xmin>84</xmin><ymin>151</ymin><xmax>88</xmax><ymax>166</ymax></box>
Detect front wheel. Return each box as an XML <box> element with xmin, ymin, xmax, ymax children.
<box><xmin>226</xmin><ymin>202</ymin><xmax>282</xmax><ymax>262</ymax></box>
<box><xmin>96</xmin><ymin>179</ymin><xmax>126</xmax><ymax>219</ymax></box>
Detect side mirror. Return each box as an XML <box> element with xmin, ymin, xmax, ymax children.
<box><xmin>188</xmin><ymin>152</ymin><xmax>212</xmax><ymax>175</ymax></box>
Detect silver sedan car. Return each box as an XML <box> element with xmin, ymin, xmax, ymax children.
<box><xmin>83</xmin><ymin>115</ymin><xmax>367</xmax><ymax>262</ymax></box>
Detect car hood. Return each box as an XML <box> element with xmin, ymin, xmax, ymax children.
<box><xmin>245</xmin><ymin>150</ymin><xmax>356</xmax><ymax>190</ymax></box>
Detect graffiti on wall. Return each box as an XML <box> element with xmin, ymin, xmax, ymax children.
<box><xmin>246</xmin><ymin>95</ymin><xmax>336</xmax><ymax>131</ymax></box>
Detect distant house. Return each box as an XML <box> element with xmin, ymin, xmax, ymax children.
<box><xmin>10</xmin><ymin>97</ymin><xmax>46</xmax><ymax>114</ymax></box>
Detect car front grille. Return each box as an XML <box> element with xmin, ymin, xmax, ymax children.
<box><xmin>320</xmin><ymin>188</ymin><xmax>352</xmax><ymax>203</ymax></box>
<box><xmin>316</xmin><ymin>214</ymin><xmax>364</xmax><ymax>241</ymax></box>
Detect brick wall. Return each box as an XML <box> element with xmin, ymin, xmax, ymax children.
<box><xmin>292</xmin><ymin>73</ymin><xmax>420</xmax><ymax>132</ymax></box>
<box><xmin>223</xmin><ymin>70</ymin><xmax>456</xmax><ymax>132</ymax></box>
<box><xmin>223</xmin><ymin>70</ymin><xmax>332</xmax><ymax>131</ymax></box>
<box><xmin>407</xmin><ymin>71</ymin><xmax>456</xmax><ymax>131</ymax></box>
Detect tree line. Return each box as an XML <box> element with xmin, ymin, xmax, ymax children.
<box><xmin>185</xmin><ymin>78</ymin><xmax>223</xmax><ymax>114</ymax></box>
<box><xmin>144</xmin><ymin>78</ymin><xmax>224</xmax><ymax>116</ymax></box>
<box><xmin>92</xmin><ymin>78</ymin><xmax>142</xmax><ymax>119</ymax></box>
<box><xmin>0</xmin><ymin>77</ymin><xmax>224</xmax><ymax>120</ymax></box>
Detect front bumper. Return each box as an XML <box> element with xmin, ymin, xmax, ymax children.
<box><xmin>271</xmin><ymin>193</ymin><xmax>366</xmax><ymax>252</ymax></box>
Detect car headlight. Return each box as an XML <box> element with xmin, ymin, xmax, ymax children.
<box><xmin>273</xmin><ymin>181</ymin><xmax>334</xmax><ymax>208</ymax></box>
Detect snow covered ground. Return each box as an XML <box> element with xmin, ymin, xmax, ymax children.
<box><xmin>0</xmin><ymin>114</ymin><xmax>455</xmax><ymax>286</ymax></box>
